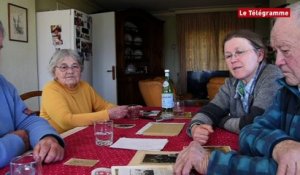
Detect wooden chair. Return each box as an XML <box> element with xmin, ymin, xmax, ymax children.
<box><xmin>138</xmin><ymin>78</ymin><xmax>163</xmax><ymax>107</ymax></box>
<box><xmin>207</xmin><ymin>77</ymin><xmax>226</xmax><ymax>100</ymax></box>
<box><xmin>20</xmin><ymin>90</ymin><xmax>43</xmax><ymax>116</ymax></box>
<box><xmin>139</xmin><ymin>76</ymin><xmax>197</xmax><ymax>107</ymax></box>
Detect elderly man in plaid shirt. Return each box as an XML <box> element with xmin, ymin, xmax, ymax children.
<box><xmin>174</xmin><ymin>2</ymin><xmax>300</xmax><ymax>175</ymax></box>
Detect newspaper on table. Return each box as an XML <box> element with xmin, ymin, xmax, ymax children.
<box><xmin>111</xmin><ymin>165</ymin><xmax>173</xmax><ymax>175</ymax></box>
<box><xmin>93</xmin><ymin>146</ymin><xmax>231</xmax><ymax>175</ymax></box>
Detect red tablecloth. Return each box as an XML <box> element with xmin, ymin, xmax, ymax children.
<box><xmin>0</xmin><ymin>107</ymin><xmax>238</xmax><ymax>175</ymax></box>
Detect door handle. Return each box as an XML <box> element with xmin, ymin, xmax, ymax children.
<box><xmin>106</xmin><ymin>66</ymin><xmax>115</xmax><ymax>80</ymax></box>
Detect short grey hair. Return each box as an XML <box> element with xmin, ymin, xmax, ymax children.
<box><xmin>0</xmin><ymin>20</ymin><xmax>4</xmax><ymax>36</ymax></box>
<box><xmin>49</xmin><ymin>49</ymin><xmax>84</xmax><ymax>77</ymax></box>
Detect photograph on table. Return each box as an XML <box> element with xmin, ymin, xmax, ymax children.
<box><xmin>142</xmin><ymin>153</ymin><xmax>178</xmax><ymax>163</ymax></box>
<box><xmin>129</xmin><ymin>151</ymin><xmax>179</xmax><ymax>166</ymax></box>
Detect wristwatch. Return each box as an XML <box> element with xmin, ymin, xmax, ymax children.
<box><xmin>188</xmin><ymin>121</ymin><xmax>203</xmax><ymax>136</ymax></box>
<box><xmin>190</xmin><ymin>122</ymin><xmax>202</xmax><ymax>130</ymax></box>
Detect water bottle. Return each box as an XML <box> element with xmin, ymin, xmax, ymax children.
<box><xmin>161</xmin><ymin>69</ymin><xmax>174</xmax><ymax>119</ymax></box>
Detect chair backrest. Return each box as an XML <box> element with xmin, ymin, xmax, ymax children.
<box><xmin>207</xmin><ymin>77</ymin><xmax>226</xmax><ymax>100</ymax></box>
<box><xmin>20</xmin><ymin>90</ymin><xmax>42</xmax><ymax>116</ymax></box>
<box><xmin>138</xmin><ymin>78</ymin><xmax>163</xmax><ymax>107</ymax></box>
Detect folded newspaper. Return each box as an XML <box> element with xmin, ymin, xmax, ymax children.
<box><xmin>93</xmin><ymin>146</ymin><xmax>231</xmax><ymax>175</ymax></box>
<box><xmin>111</xmin><ymin>165</ymin><xmax>173</xmax><ymax>175</ymax></box>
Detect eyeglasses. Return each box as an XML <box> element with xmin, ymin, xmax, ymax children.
<box><xmin>55</xmin><ymin>64</ymin><xmax>80</xmax><ymax>72</ymax></box>
<box><xmin>224</xmin><ymin>49</ymin><xmax>255</xmax><ymax>60</ymax></box>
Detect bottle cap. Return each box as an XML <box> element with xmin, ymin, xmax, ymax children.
<box><xmin>164</xmin><ymin>69</ymin><xmax>170</xmax><ymax>72</ymax></box>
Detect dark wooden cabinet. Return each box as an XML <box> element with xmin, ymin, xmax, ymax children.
<box><xmin>115</xmin><ymin>10</ymin><xmax>164</xmax><ymax>105</ymax></box>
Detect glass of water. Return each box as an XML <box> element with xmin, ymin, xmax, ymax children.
<box><xmin>173</xmin><ymin>100</ymin><xmax>185</xmax><ymax>117</ymax></box>
<box><xmin>94</xmin><ymin>120</ymin><xmax>114</xmax><ymax>146</ymax></box>
<box><xmin>127</xmin><ymin>105</ymin><xmax>142</xmax><ymax>120</ymax></box>
<box><xmin>10</xmin><ymin>154</ymin><xmax>42</xmax><ymax>175</ymax></box>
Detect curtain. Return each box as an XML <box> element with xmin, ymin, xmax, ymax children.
<box><xmin>217</xmin><ymin>12</ymin><xmax>255</xmax><ymax>70</ymax></box>
<box><xmin>176</xmin><ymin>11</ymin><xmax>254</xmax><ymax>94</ymax></box>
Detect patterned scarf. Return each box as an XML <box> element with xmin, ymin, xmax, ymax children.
<box><xmin>235</xmin><ymin>62</ymin><xmax>265</xmax><ymax>113</ymax></box>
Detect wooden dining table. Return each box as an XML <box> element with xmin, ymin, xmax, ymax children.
<box><xmin>0</xmin><ymin>107</ymin><xmax>239</xmax><ymax>175</ymax></box>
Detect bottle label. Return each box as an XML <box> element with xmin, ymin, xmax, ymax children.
<box><xmin>162</xmin><ymin>93</ymin><xmax>174</xmax><ymax>108</ymax></box>
<box><xmin>162</xmin><ymin>81</ymin><xmax>169</xmax><ymax>87</ymax></box>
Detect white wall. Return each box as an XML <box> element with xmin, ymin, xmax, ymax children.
<box><xmin>0</xmin><ymin>0</ymin><xmax>39</xmax><ymax>110</ymax></box>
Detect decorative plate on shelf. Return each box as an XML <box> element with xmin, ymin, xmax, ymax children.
<box><xmin>133</xmin><ymin>50</ymin><xmax>143</xmax><ymax>59</ymax></box>
<box><xmin>125</xmin><ymin>22</ymin><xmax>137</xmax><ymax>28</ymax></box>
<box><xmin>126</xmin><ymin>64</ymin><xmax>136</xmax><ymax>73</ymax></box>
<box><xmin>124</xmin><ymin>22</ymin><xmax>138</xmax><ymax>32</ymax></box>
<box><xmin>133</xmin><ymin>36</ymin><xmax>143</xmax><ymax>45</ymax></box>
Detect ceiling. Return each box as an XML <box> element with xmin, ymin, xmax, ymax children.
<box><xmin>36</xmin><ymin>0</ymin><xmax>270</xmax><ymax>15</ymax></box>
<box><xmin>90</xmin><ymin>0</ymin><xmax>269</xmax><ymax>14</ymax></box>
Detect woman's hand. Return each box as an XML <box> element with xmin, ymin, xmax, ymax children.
<box><xmin>108</xmin><ymin>105</ymin><xmax>128</xmax><ymax>119</ymax></box>
<box><xmin>191</xmin><ymin>124</ymin><xmax>214</xmax><ymax>145</ymax></box>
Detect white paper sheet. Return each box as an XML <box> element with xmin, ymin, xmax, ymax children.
<box><xmin>110</xmin><ymin>137</ymin><xmax>168</xmax><ymax>151</ymax></box>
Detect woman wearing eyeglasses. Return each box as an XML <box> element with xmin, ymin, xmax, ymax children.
<box><xmin>40</xmin><ymin>49</ymin><xmax>128</xmax><ymax>133</ymax></box>
<box><xmin>187</xmin><ymin>29</ymin><xmax>283</xmax><ymax>145</ymax></box>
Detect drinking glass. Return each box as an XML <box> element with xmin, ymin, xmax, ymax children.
<box><xmin>10</xmin><ymin>154</ymin><xmax>42</xmax><ymax>175</ymax></box>
<box><xmin>127</xmin><ymin>105</ymin><xmax>142</xmax><ymax>120</ymax></box>
<box><xmin>173</xmin><ymin>100</ymin><xmax>185</xmax><ymax>117</ymax></box>
<box><xmin>94</xmin><ymin>120</ymin><xmax>114</xmax><ymax>146</ymax></box>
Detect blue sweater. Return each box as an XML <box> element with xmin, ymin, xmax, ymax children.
<box><xmin>207</xmin><ymin>78</ymin><xmax>300</xmax><ymax>175</ymax></box>
<box><xmin>0</xmin><ymin>75</ymin><xmax>63</xmax><ymax>168</ymax></box>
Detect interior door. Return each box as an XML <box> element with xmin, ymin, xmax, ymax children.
<box><xmin>92</xmin><ymin>12</ymin><xmax>117</xmax><ymax>103</ymax></box>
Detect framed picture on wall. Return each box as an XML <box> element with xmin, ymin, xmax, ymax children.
<box><xmin>8</xmin><ymin>3</ymin><xmax>28</xmax><ymax>42</ymax></box>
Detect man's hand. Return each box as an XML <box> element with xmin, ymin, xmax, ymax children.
<box><xmin>11</xmin><ymin>130</ymin><xmax>30</xmax><ymax>151</ymax></box>
<box><xmin>191</xmin><ymin>124</ymin><xmax>214</xmax><ymax>145</ymax></box>
<box><xmin>174</xmin><ymin>141</ymin><xmax>210</xmax><ymax>175</ymax></box>
<box><xmin>272</xmin><ymin>140</ymin><xmax>300</xmax><ymax>175</ymax></box>
<box><xmin>33</xmin><ymin>136</ymin><xmax>64</xmax><ymax>164</ymax></box>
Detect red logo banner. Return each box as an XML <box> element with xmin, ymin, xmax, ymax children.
<box><xmin>238</xmin><ymin>8</ymin><xmax>290</xmax><ymax>18</ymax></box>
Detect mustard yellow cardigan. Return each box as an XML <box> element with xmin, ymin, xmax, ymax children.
<box><xmin>40</xmin><ymin>80</ymin><xmax>115</xmax><ymax>133</ymax></box>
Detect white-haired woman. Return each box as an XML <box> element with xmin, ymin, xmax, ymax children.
<box><xmin>40</xmin><ymin>49</ymin><xmax>128</xmax><ymax>133</ymax></box>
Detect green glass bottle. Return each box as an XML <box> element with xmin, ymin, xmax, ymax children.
<box><xmin>161</xmin><ymin>69</ymin><xmax>174</xmax><ymax>118</ymax></box>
